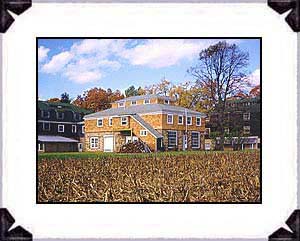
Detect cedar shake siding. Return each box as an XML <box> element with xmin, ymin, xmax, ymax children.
<box><xmin>84</xmin><ymin>94</ymin><xmax>206</xmax><ymax>152</ymax></box>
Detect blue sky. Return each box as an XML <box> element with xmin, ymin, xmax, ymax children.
<box><xmin>38</xmin><ymin>38</ymin><xmax>261</xmax><ymax>100</ymax></box>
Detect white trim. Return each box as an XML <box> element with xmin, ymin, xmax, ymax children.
<box><xmin>121</xmin><ymin>116</ymin><xmax>128</xmax><ymax>126</ymax></box>
<box><xmin>187</xmin><ymin>116</ymin><xmax>192</xmax><ymax>125</ymax></box>
<box><xmin>72</xmin><ymin>124</ymin><xmax>77</xmax><ymax>133</ymax></box>
<box><xmin>82</xmin><ymin>125</ymin><xmax>85</xmax><ymax>134</ymax></box>
<box><xmin>130</xmin><ymin>115</ymin><xmax>161</xmax><ymax>139</ymax></box>
<box><xmin>167</xmin><ymin>114</ymin><xmax>173</xmax><ymax>124</ymax></box>
<box><xmin>38</xmin><ymin>143</ymin><xmax>45</xmax><ymax>151</ymax></box>
<box><xmin>118</xmin><ymin>102</ymin><xmax>125</xmax><ymax>107</ymax></box>
<box><xmin>191</xmin><ymin>131</ymin><xmax>200</xmax><ymax>148</ymax></box>
<box><xmin>57</xmin><ymin>124</ymin><xmax>64</xmax><ymax>133</ymax></box>
<box><xmin>144</xmin><ymin>99</ymin><xmax>150</xmax><ymax>105</ymax></box>
<box><xmin>97</xmin><ymin>118</ymin><xmax>103</xmax><ymax>127</ymax></box>
<box><xmin>109</xmin><ymin>117</ymin><xmax>113</xmax><ymax>126</ymax></box>
<box><xmin>41</xmin><ymin>110</ymin><xmax>50</xmax><ymax>119</ymax></box>
<box><xmin>131</xmin><ymin>101</ymin><xmax>137</xmax><ymax>106</ymax></box>
<box><xmin>164</xmin><ymin>100</ymin><xmax>170</xmax><ymax>105</ymax></box>
<box><xmin>103</xmin><ymin>135</ymin><xmax>114</xmax><ymax>152</ymax></box>
<box><xmin>56</xmin><ymin>111</ymin><xmax>64</xmax><ymax>120</ymax></box>
<box><xmin>38</xmin><ymin>120</ymin><xmax>82</xmax><ymax>124</ymax></box>
<box><xmin>89</xmin><ymin>137</ymin><xmax>99</xmax><ymax>149</ymax></box>
<box><xmin>196</xmin><ymin>116</ymin><xmax>202</xmax><ymax>126</ymax></box>
<box><xmin>178</xmin><ymin>115</ymin><xmax>183</xmax><ymax>125</ymax></box>
<box><xmin>140</xmin><ymin>130</ymin><xmax>148</xmax><ymax>136</ymax></box>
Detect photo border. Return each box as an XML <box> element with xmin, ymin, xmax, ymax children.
<box><xmin>0</xmin><ymin>0</ymin><xmax>299</xmax><ymax>240</ymax></box>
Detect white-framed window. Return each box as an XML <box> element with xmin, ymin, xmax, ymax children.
<box><xmin>164</xmin><ymin>99</ymin><xmax>170</xmax><ymax>105</ymax></box>
<box><xmin>131</xmin><ymin>101</ymin><xmax>137</xmax><ymax>105</ymax></box>
<box><xmin>121</xmin><ymin>116</ymin><xmax>128</xmax><ymax>126</ymax></box>
<box><xmin>41</xmin><ymin>110</ymin><xmax>50</xmax><ymax>119</ymax></box>
<box><xmin>191</xmin><ymin>132</ymin><xmax>200</xmax><ymax>148</ymax></box>
<box><xmin>58</xmin><ymin>124</ymin><xmax>64</xmax><ymax>133</ymax></box>
<box><xmin>140</xmin><ymin>130</ymin><xmax>148</xmax><ymax>136</ymax></box>
<box><xmin>167</xmin><ymin>131</ymin><xmax>177</xmax><ymax>149</ymax></box>
<box><xmin>196</xmin><ymin>116</ymin><xmax>202</xmax><ymax>126</ymax></box>
<box><xmin>82</xmin><ymin>126</ymin><xmax>85</xmax><ymax>133</ymax></box>
<box><xmin>167</xmin><ymin>114</ymin><xmax>173</xmax><ymax>124</ymax></box>
<box><xmin>243</xmin><ymin>112</ymin><xmax>251</xmax><ymax>121</ymax></box>
<box><xmin>144</xmin><ymin>99</ymin><xmax>150</xmax><ymax>104</ymax></box>
<box><xmin>90</xmin><ymin>137</ymin><xmax>99</xmax><ymax>149</ymax></box>
<box><xmin>57</xmin><ymin>111</ymin><xmax>64</xmax><ymax>120</ymax></box>
<box><xmin>97</xmin><ymin>118</ymin><xmax>103</xmax><ymax>127</ymax></box>
<box><xmin>187</xmin><ymin>116</ymin><xmax>192</xmax><ymax>125</ymax></box>
<box><xmin>74</xmin><ymin>113</ymin><xmax>80</xmax><ymax>121</ymax></box>
<box><xmin>72</xmin><ymin>125</ymin><xmax>77</xmax><ymax>133</ymax></box>
<box><xmin>42</xmin><ymin>122</ymin><xmax>50</xmax><ymax>131</ymax></box>
<box><xmin>243</xmin><ymin>125</ymin><xmax>251</xmax><ymax>135</ymax></box>
<box><xmin>205</xmin><ymin>128</ymin><xmax>211</xmax><ymax>135</ymax></box>
<box><xmin>109</xmin><ymin>117</ymin><xmax>113</xmax><ymax>126</ymax></box>
<box><xmin>38</xmin><ymin>143</ymin><xmax>45</xmax><ymax>151</ymax></box>
<box><xmin>178</xmin><ymin>115</ymin><xmax>183</xmax><ymax>125</ymax></box>
<box><xmin>118</xmin><ymin>102</ymin><xmax>125</xmax><ymax>107</ymax></box>
<box><xmin>225</xmin><ymin>127</ymin><xmax>230</xmax><ymax>134</ymax></box>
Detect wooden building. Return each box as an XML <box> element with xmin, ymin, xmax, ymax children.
<box><xmin>37</xmin><ymin>101</ymin><xmax>92</xmax><ymax>152</ymax></box>
<box><xmin>84</xmin><ymin>94</ymin><xmax>206</xmax><ymax>152</ymax></box>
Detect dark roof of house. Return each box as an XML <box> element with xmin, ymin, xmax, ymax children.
<box><xmin>113</xmin><ymin>94</ymin><xmax>175</xmax><ymax>103</ymax></box>
<box><xmin>84</xmin><ymin>103</ymin><xmax>206</xmax><ymax>119</ymax></box>
<box><xmin>38</xmin><ymin>101</ymin><xmax>92</xmax><ymax>114</ymax></box>
<box><xmin>131</xmin><ymin>114</ymin><xmax>163</xmax><ymax>138</ymax></box>
<box><xmin>38</xmin><ymin>135</ymin><xmax>79</xmax><ymax>143</ymax></box>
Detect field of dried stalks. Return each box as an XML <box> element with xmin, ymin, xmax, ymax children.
<box><xmin>37</xmin><ymin>150</ymin><xmax>261</xmax><ymax>203</ymax></box>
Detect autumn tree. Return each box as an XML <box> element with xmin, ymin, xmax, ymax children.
<box><xmin>47</xmin><ymin>97</ymin><xmax>60</xmax><ymax>103</ymax></box>
<box><xmin>188</xmin><ymin>41</ymin><xmax>250</xmax><ymax>150</ymax></box>
<box><xmin>72</xmin><ymin>88</ymin><xmax>124</xmax><ymax>112</ymax></box>
<box><xmin>249</xmin><ymin>85</ymin><xmax>260</xmax><ymax>97</ymax></box>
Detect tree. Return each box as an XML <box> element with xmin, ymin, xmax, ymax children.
<box><xmin>48</xmin><ymin>97</ymin><xmax>60</xmax><ymax>103</ymax></box>
<box><xmin>249</xmin><ymin>85</ymin><xmax>260</xmax><ymax>97</ymax></box>
<box><xmin>72</xmin><ymin>88</ymin><xmax>124</xmax><ymax>112</ymax></box>
<box><xmin>125</xmin><ymin>86</ymin><xmax>139</xmax><ymax>97</ymax></box>
<box><xmin>61</xmin><ymin>92</ymin><xmax>71</xmax><ymax>103</ymax></box>
<box><xmin>188</xmin><ymin>41</ymin><xmax>250</xmax><ymax>150</ymax></box>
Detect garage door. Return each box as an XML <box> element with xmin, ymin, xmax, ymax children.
<box><xmin>103</xmin><ymin>135</ymin><xmax>114</xmax><ymax>152</ymax></box>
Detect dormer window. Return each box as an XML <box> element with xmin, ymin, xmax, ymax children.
<box><xmin>144</xmin><ymin>99</ymin><xmax>150</xmax><ymax>104</ymax></box>
<box><xmin>164</xmin><ymin>100</ymin><xmax>170</xmax><ymax>105</ymax></box>
<box><xmin>131</xmin><ymin>101</ymin><xmax>137</xmax><ymax>105</ymax></box>
<box><xmin>41</xmin><ymin>110</ymin><xmax>50</xmax><ymax>119</ymax></box>
<box><xmin>57</xmin><ymin>111</ymin><xmax>64</xmax><ymax>120</ymax></box>
<box><xmin>118</xmin><ymin>102</ymin><xmax>125</xmax><ymax>108</ymax></box>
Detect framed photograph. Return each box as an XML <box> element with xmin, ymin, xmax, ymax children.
<box><xmin>0</xmin><ymin>0</ymin><xmax>299</xmax><ymax>240</ymax></box>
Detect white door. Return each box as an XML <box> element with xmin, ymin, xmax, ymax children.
<box><xmin>183</xmin><ymin>135</ymin><xmax>188</xmax><ymax>150</ymax></box>
<box><xmin>104</xmin><ymin>135</ymin><xmax>114</xmax><ymax>152</ymax></box>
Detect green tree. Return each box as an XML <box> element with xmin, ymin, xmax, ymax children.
<box><xmin>61</xmin><ymin>92</ymin><xmax>71</xmax><ymax>103</ymax></box>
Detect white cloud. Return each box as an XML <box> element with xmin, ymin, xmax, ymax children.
<box><xmin>248</xmin><ymin>69</ymin><xmax>260</xmax><ymax>86</ymax></box>
<box><xmin>38</xmin><ymin>46</ymin><xmax>50</xmax><ymax>63</ymax></box>
<box><xmin>42</xmin><ymin>51</ymin><xmax>73</xmax><ymax>73</ymax></box>
<box><xmin>119</xmin><ymin>39</ymin><xmax>238</xmax><ymax>68</ymax></box>
<box><xmin>64</xmin><ymin>69</ymin><xmax>102</xmax><ymax>84</ymax></box>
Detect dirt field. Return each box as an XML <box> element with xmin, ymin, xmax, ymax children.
<box><xmin>37</xmin><ymin>150</ymin><xmax>261</xmax><ymax>203</ymax></box>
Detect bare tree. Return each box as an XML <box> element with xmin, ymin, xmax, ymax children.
<box><xmin>188</xmin><ymin>41</ymin><xmax>250</xmax><ymax>150</ymax></box>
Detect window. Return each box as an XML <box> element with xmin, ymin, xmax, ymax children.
<box><xmin>187</xmin><ymin>116</ymin><xmax>192</xmax><ymax>125</ymax></box>
<box><xmin>243</xmin><ymin>126</ymin><xmax>251</xmax><ymax>135</ymax></box>
<box><xmin>82</xmin><ymin>126</ymin><xmax>85</xmax><ymax>133</ymax></box>
<box><xmin>144</xmin><ymin>99</ymin><xmax>150</xmax><ymax>104</ymax></box>
<box><xmin>90</xmin><ymin>137</ymin><xmax>99</xmax><ymax>149</ymax></box>
<box><xmin>205</xmin><ymin>128</ymin><xmax>211</xmax><ymax>135</ymax></box>
<box><xmin>38</xmin><ymin>143</ymin><xmax>44</xmax><ymax>151</ymax></box>
<box><xmin>243</xmin><ymin>112</ymin><xmax>251</xmax><ymax>121</ymax></box>
<box><xmin>58</xmin><ymin>124</ymin><xmax>64</xmax><ymax>133</ymax></box>
<box><xmin>164</xmin><ymin>100</ymin><xmax>170</xmax><ymax>105</ymax></box>
<box><xmin>196</xmin><ymin>116</ymin><xmax>201</xmax><ymax>126</ymax></box>
<box><xmin>109</xmin><ymin>117</ymin><xmax>113</xmax><ymax>126</ymax></box>
<box><xmin>97</xmin><ymin>118</ymin><xmax>103</xmax><ymax>127</ymax></box>
<box><xmin>121</xmin><ymin>117</ymin><xmax>128</xmax><ymax>126</ymax></box>
<box><xmin>42</xmin><ymin>122</ymin><xmax>50</xmax><ymax>131</ymax></box>
<box><xmin>167</xmin><ymin>131</ymin><xmax>177</xmax><ymax>149</ymax></box>
<box><xmin>140</xmin><ymin>130</ymin><xmax>148</xmax><ymax>136</ymax></box>
<box><xmin>224</xmin><ymin>127</ymin><xmax>230</xmax><ymax>134</ymax></box>
<box><xmin>191</xmin><ymin>132</ymin><xmax>200</xmax><ymax>148</ymax></box>
<box><xmin>167</xmin><ymin>114</ymin><xmax>173</xmax><ymax>124</ymax></box>
<box><xmin>131</xmin><ymin>101</ymin><xmax>137</xmax><ymax>105</ymax></box>
<box><xmin>57</xmin><ymin>111</ymin><xmax>64</xmax><ymax>120</ymax></box>
<box><xmin>72</xmin><ymin>125</ymin><xmax>77</xmax><ymax>133</ymax></box>
<box><xmin>178</xmin><ymin>115</ymin><xmax>183</xmax><ymax>125</ymax></box>
<box><xmin>118</xmin><ymin>102</ymin><xmax>125</xmax><ymax>107</ymax></box>
<box><xmin>74</xmin><ymin>113</ymin><xmax>80</xmax><ymax>121</ymax></box>
<box><xmin>41</xmin><ymin>110</ymin><xmax>50</xmax><ymax>118</ymax></box>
